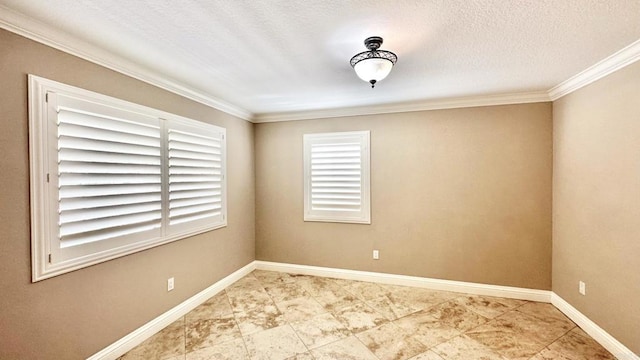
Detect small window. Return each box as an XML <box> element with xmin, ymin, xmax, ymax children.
<box><xmin>29</xmin><ymin>75</ymin><xmax>226</xmax><ymax>281</ymax></box>
<box><xmin>303</xmin><ymin>131</ymin><xmax>370</xmax><ymax>224</ymax></box>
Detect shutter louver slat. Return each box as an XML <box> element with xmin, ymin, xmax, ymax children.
<box><xmin>59</xmin><ymin>184</ymin><xmax>162</xmax><ymax>198</ymax></box>
<box><xmin>311</xmin><ymin>176</ymin><xmax>361</xmax><ymax>182</ymax></box>
<box><xmin>170</xmin><ymin>196</ymin><xmax>221</xmax><ymax>209</ymax></box>
<box><xmin>312</xmin><ymin>194</ymin><xmax>361</xmax><ymax>200</ymax></box>
<box><xmin>60</xmin><ymin>202</ymin><xmax>162</xmax><ymax>223</ymax></box>
<box><xmin>58</xmin><ymin>120</ymin><xmax>159</xmax><ymax>147</ymax></box>
<box><xmin>59</xmin><ymin>135</ymin><xmax>160</xmax><ymax>156</ymax></box>
<box><xmin>59</xmin><ymin>193</ymin><xmax>161</xmax><ymax>211</ymax></box>
<box><xmin>60</xmin><ymin>220</ymin><xmax>161</xmax><ymax>248</ymax></box>
<box><xmin>169</xmin><ymin>160</ymin><xmax>222</xmax><ymax>170</ymax></box>
<box><xmin>58</xmin><ymin>148</ymin><xmax>160</xmax><ymax>166</ymax></box>
<box><xmin>57</xmin><ymin>107</ymin><xmax>162</xmax><ymax>248</ymax></box>
<box><xmin>59</xmin><ymin>173</ymin><xmax>161</xmax><ymax>186</ymax></box>
<box><xmin>58</xmin><ymin>109</ymin><xmax>160</xmax><ymax>137</ymax></box>
<box><xmin>60</xmin><ymin>211</ymin><xmax>162</xmax><ymax>237</ymax></box>
<box><xmin>169</xmin><ymin>188</ymin><xmax>221</xmax><ymax>200</ymax></box>
<box><xmin>59</xmin><ymin>161</ymin><xmax>161</xmax><ymax>174</ymax></box>
<box><xmin>170</xmin><ymin>211</ymin><xmax>221</xmax><ymax>225</ymax></box>
<box><xmin>170</xmin><ymin>182</ymin><xmax>222</xmax><ymax>192</ymax></box>
<box><xmin>169</xmin><ymin>149</ymin><xmax>220</xmax><ymax>161</ymax></box>
<box><xmin>169</xmin><ymin>131</ymin><xmax>221</xmax><ymax>148</ymax></box>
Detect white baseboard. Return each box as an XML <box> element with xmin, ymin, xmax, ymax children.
<box><xmin>254</xmin><ymin>261</ymin><xmax>551</xmax><ymax>303</ymax></box>
<box><xmin>551</xmin><ymin>293</ymin><xmax>639</xmax><ymax>360</ymax></box>
<box><xmin>87</xmin><ymin>261</ymin><xmax>256</xmax><ymax>360</ymax></box>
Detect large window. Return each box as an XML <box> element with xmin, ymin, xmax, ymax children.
<box><xmin>303</xmin><ymin>131</ymin><xmax>370</xmax><ymax>224</ymax></box>
<box><xmin>29</xmin><ymin>75</ymin><xmax>226</xmax><ymax>281</ymax></box>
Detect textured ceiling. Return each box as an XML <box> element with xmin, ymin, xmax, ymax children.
<box><xmin>1</xmin><ymin>0</ymin><xmax>640</xmax><ymax>118</ymax></box>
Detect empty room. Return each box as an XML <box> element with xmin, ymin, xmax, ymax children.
<box><xmin>1</xmin><ymin>1</ymin><xmax>639</xmax><ymax>359</ymax></box>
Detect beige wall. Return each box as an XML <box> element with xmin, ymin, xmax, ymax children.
<box><xmin>255</xmin><ymin>103</ymin><xmax>553</xmax><ymax>290</ymax></box>
<box><xmin>553</xmin><ymin>61</ymin><xmax>640</xmax><ymax>354</ymax></box>
<box><xmin>0</xmin><ymin>29</ymin><xmax>255</xmax><ymax>359</ymax></box>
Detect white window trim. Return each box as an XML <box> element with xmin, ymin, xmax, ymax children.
<box><xmin>29</xmin><ymin>75</ymin><xmax>227</xmax><ymax>282</ymax></box>
<box><xmin>303</xmin><ymin>131</ymin><xmax>371</xmax><ymax>224</ymax></box>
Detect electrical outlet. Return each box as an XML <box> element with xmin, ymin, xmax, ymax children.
<box><xmin>168</xmin><ymin>277</ymin><xmax>175</xmax><ymax>292</ymax></box>
<box><xmin>579</xmin><ymin>281</ymin><xmax>585</xmax><ymax>295</ymax></box>
<box><xmin>373</xmin><ymin>250</ymin><xmax>379</xmax><ymax>260</ymax></box>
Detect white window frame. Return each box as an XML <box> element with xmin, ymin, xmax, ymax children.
<box><xmin>29</xmin><ymin>75</ymin><xmax>227</xmax><ymax>281</ymax></box>
<box><xmin>303</xmin><ymin>131</ymin><xmax>371</xmax><ymax>224</ymax></box>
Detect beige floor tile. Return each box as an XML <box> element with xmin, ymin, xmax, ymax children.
<box><xmin>394</xmin><ymin>310</ymin><xmax>460</xmax><ymax>348</ymax></box>
<box><xmin>543</xmin><ymin>330</ymin><xmax>616</xmax><ymax>360</ymax></box>
<box><xmin>432</xmin><ymin>334</ymin><xmax>509</xmax><ymax>360</ymax></box>
<box><xmin>516</xmin><ymin>302</ymin><xmax>575</xmax><ymax>326</ymax></box>
<box><xmin>512</xmin><ymin>304</ymin><xmax>576</xmax><ymax>343</ymax></box>
<box><xmin>407</xmin><ymin>350</ymin><xmax>445</xmax><ymax>360</ymax></box>
<box><xmin>234</xmin><ymin>304</ymin><xmax>286</xmax><ymax>336</ymax></box>
<box><xmin>340</xmin><ymin>280</ymin><xmax>389</xmax><ymax>301</ymax></box>
<box><xmin>276</xmin><ymin>296</ymin><xmax>327</xmax><ymax>322</ymax></box>
<box><xmin>227</xmin><ymin>289</ymin><xmax>275</xmax><ymax>314</ymax></box>
<box><xmin>366</xmin><ymin>294</ymin><xmax>421</xmax><ymax>320</ymax></box>
<box><xmin>383</xmin><ymin>285</ymin><xmax>458</xmax><ymax>312</ymax></box>
<box><xmin>285</xmin><ymin>353</ymin><xmax>315</xmax><ymax>360</ymax></box>
<box><xmin>227</xmin><ymin>276</ymin><xmax>264</xmax><ymax>294</ymax></box>
<box><xmin>332</xmin><ymin>302</ymin><xmax>388</xmax><ymax>333</ymax></box>
<box><xmin>119</xmin><ymin>318</ymin><xmax>185</xmax><ymax>360</ymax></box>
<box><xmin>186</xmin><ymin>314</ymin><xmax>242</xmax><ymax>353</ymax></box>
<box><xmin>332</xmin><ymin>278</ymin><xmax>359</xmax><ymax>287</ymax></box>
<box><xmin>253</xmin><ymin>270</ymin><xmax>296</xmax><ymax>285</ymax></box>
<box><xmin>295</xmin><ymin>276</ymin><xmax>343</xmax><ymax>296</ymax></box>
<box><xmin>422</xmin><ymin>299</ymin><xmax>489</xmax><ymax>332</ymax></box>
<box><xmin>187</xmin><ymin>292</ymin><xmax>233</xmax><ymax>324</ymax></box>
<box><xmin>290</xmin><ymin>312</ymin><xmax>351</xmax><ymax>349</ymax></box>
<box><xmin>570</xmin><ymin>327</ymin><xmax>590</xmax><ymax>338</ymax></box>
<box><xmin>311</xmin><ymin>336</ymin><xmax>378</xmax><ymax>360</ymax></box>
<box><xmin>454</xmin><ymin>295</ymin><xmax>526</xmax><ymax>319</ymax></box>
<box><xmin>356</xmin><ymin>322</ymin><xmax>428</xmax><ymax>360</ymax></box>
<box><xmin>186</xmin><ymin>338</ymin><xmax>249</xmax><ymax>360</ymax></box>
<box><xmin>465</xmin><ymin>309</ymin><xmax>567</xmax><ymax>359</ymax></box>
<box><xmin>243</xmin><ymin>324</ymin><xmax>308</xmax><ymax>360</ymax></box>
<box><xmin>530</xmin><ymin>347</ymin><xmax>573</xmax><ymax>360</ymax></box>
<box><xmin>264</xmin><ymin>282</ymin><xmax>310</xmax><ymax>302</ymax></box>
<box><xmin>309</xmin><ymin>285</ymin><xmax>361</xmax><ymax>312</ymax></box>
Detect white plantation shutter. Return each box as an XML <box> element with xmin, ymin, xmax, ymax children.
<box><xmin>167</xmin><ymin>121</ymin><xmax>226</xmax><ymax>234</ymax></box>
<box><xmin>29</xmin><ymin>76</ymin><xmax>227</xmax><ymax>281</ymax></box>
<box><xmin>303</xmin><ymin>131</ymin><xmax>370</xmax><ymax>224</ymax></box>
<box><xmin>52</xmin><ymin>94</ymin><xmax>163</xmax><ymax>261</ymax></box>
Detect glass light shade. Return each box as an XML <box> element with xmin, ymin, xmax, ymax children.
<box><xmin>353</xmin><ymin>58</ymin><xmax>394</xmax><ymax>83</ymax></box>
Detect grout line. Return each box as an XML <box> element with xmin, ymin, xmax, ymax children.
<box><xmin>352</xmin><ymin>331</ymin><xmax>383</xmax><ymax>360</ymax></box>
<box><xmin>222</xmin><ymin>279</ymin><xmax>254</xmax><ymax>358</ymax></box>
<box><xmin>288</xmin><ymin>322</ymin><xmax>313</xmax><ymax>356</ymax></box>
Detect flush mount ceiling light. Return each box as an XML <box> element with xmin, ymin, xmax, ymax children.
<box><xmin>350</xmin><ymin>36</ymin><xmax>398</xmax><ymax>88</ymax></box>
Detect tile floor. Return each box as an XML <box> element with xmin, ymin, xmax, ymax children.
<box><xmin>118</xmin><ymin>270</ymin><xmax>616</xmax><ymax>360</ymax></box>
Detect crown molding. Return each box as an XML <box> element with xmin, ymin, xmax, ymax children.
<box><xmin>548</xmin><ymin>39</ymin><xmax>640</xmax><ymax>101</ymax></box>
<box><xmin>0</xmin><ymin>6</ymin><xmax>253</xmax><ymax>121</ymax></box>
<box><xmin>253</xmin><ymin>91</ymin><xmax>551</xmax><ymax>123</ymax></box>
